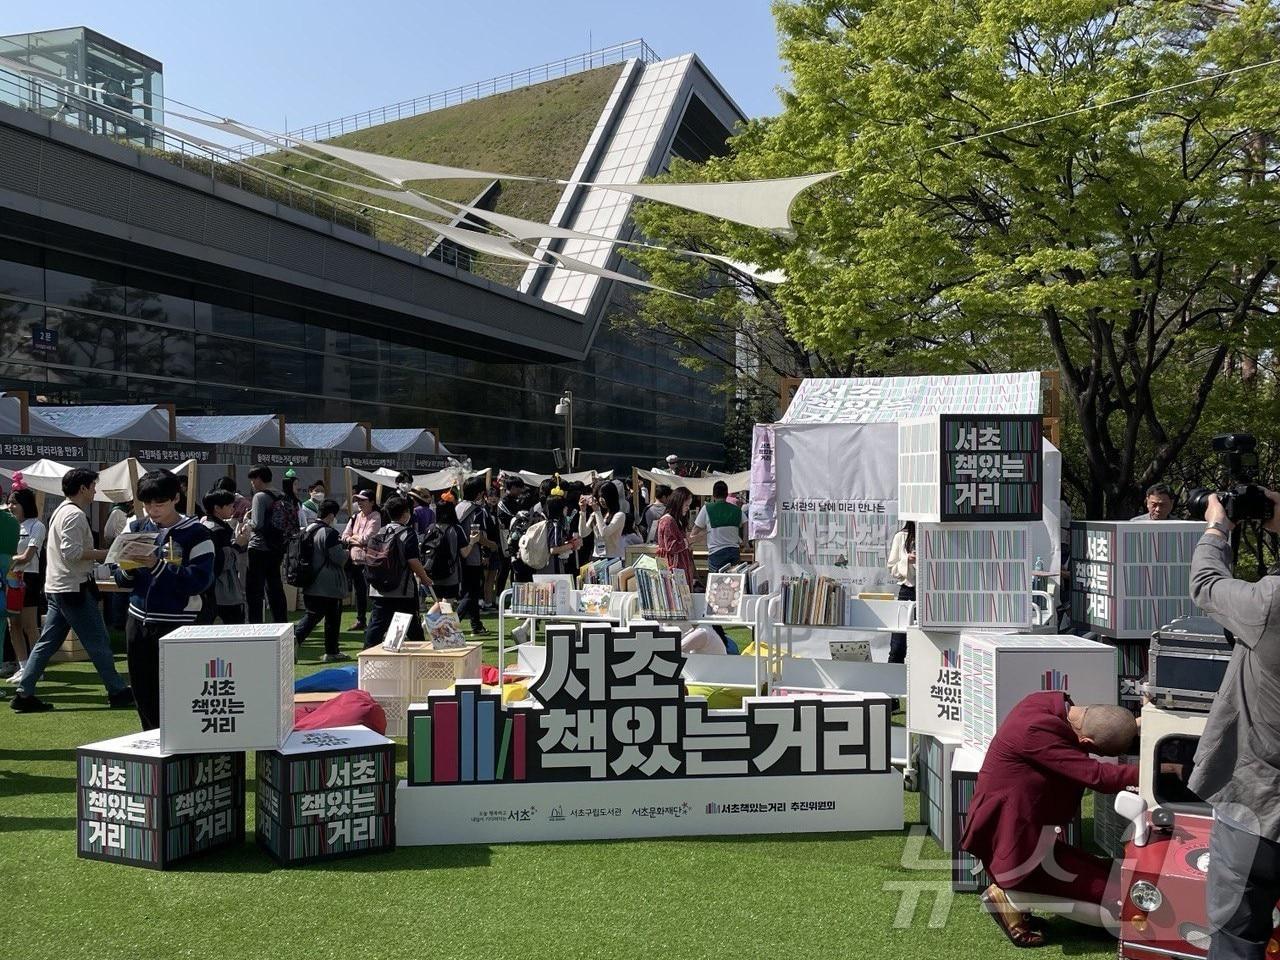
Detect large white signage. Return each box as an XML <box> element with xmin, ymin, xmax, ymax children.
<box><xmin>159</xmin><ymin>623</ymin><xmax>294</xmax><ymax>753</ymax></box>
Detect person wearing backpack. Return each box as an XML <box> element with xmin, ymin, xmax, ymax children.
<box><xmin>422</xmin><ymin>499</ymin><xmax>465</xmax><ymax>600</ymax></box>
<box><xmin>363</xmin><ymin>495</ymin><xmax>432</xmax><ymax>649</ymax></box>
<box><xmin>455</xmin><ymin>477</ymin><xmax>497</xmax><ymax>636</ymax></box>
<box><xmin>292</xmin><ymin>499</ymin><xmax>350</xmax><ymax>661</ymax></box>
<box><xmin>513</xmin><ymin>495</ymin><xmax>580</xmax><ymax>581</ymax></box>
<box><xmin>245</xmin><ymin>465</ymin><xmax>295</xmax><ymax>623</ymax></box>
<box><xmin>198</xmin><ymin>488</ymin><xmax>248</xmax><ymax>624</ymax></box>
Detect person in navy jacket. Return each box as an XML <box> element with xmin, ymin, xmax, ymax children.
<box><xmin>114</xmin><ymin>470</ymin><xmax>215</xmax><ymax>731</ymax></box>
<box><xmin>960</xmin><ymin>691</ymin><xmax>1139</xmax><ymax>948</ymax></box>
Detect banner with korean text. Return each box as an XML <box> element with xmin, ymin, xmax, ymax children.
<box><xmin>396</xmin><ymin>624</ymin><xmax>902</xmax><ymax>844</ymax></box>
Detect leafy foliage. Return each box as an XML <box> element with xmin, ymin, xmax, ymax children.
<box><xmin>629</xmin><ymin>0</ymin><xmax>1280</xmax><ymax>516</ymax></box>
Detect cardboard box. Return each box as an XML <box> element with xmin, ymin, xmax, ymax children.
<box><xmin>255</xmin><ymin>725</ymin><xmax>396</xmax><ymax>865</ymax></box>
<box><xmin>1070</xmin><ymin>520</ymin><xmax>1203</xmax><ymax>639</ymax></box>
<box><xmin>916</xmin><ymin>523</ymin><xmax>1034</xmax><ymax>630</ymax></box>
<box><xmin>905</xmin><ymin>628</ymin><xmax>972</xmax><ymax>740</ymax></box>
<box><xmin>917</xmin><ymin>733</ymin><xmax>962</xmax><ymax>851</ymax></box>
<box><xmin>76</xmin><ymin>730</ymin><xmax>244</xmax><ymax>870</ymax></box>
<box><xmin>960</xmin><ymin>633</ymin><xmax>1116</xmax><ymax>752</ymax></box>
<box><xmin>159</xmin><ymin>622</ymin><xmax>294</xmax><ymax>753</ymax></box>
<box><xmin>899</xmin><ymin>414</ymin><xmax>1043</xmax><ymax>523</ymax></box>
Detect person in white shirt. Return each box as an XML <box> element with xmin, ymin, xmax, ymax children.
<box><xmin>12</xmin><ymin>468</ymin><xmax>132</xmax><ymax>713</ymax></box>
<box><xmin>693</xmin><ymin>481</ymin><xmax>745</xmax><ymax>572</ymax></box>
<box><xmin>885</xmin><ymin>521</ymin><xmax>916</xmax><ymax>665</ymax></box>
<box><xmin>5</xmin><ymin>487</ymin><xmax>45</xmax><ymax>683</ymax></box>
<box><xmin>578</xmin><ymin>482</ymin><xmax>625</xmax><ymax>560</ymax></box>
<box><xmin>1131</xmin><ymin>483</ymin><xmax>1175</xmax><ymax>521</ymax></box>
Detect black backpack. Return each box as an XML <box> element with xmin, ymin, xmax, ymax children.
<box><xmin>266</xmin><ymin>491</ymin><xmax>301</xmax><ymax>550</ymax></box>
<box><xmin>362</xmin><ymin>523</ymin><xmax>413</xmax><ymax>593</ymax></box>
<box><xmin>283</xmin><ymin>522</ymin><xmax>325</xmax><ymax>588</ymax></box>
<box><xmin>420</xmin><ymin>522</ymin><xmax>462</xmax><ymax>581</ymax></box>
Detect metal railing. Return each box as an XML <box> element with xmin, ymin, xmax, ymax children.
<box><xmin>0</xmin><ymin>68</ymin><xmax>442</xmax><ymax>258</ymax></box>
<box><xmin>230</xmin><ymin>38</ymin><xmax>659</xmax><ymax>155</ymax></box>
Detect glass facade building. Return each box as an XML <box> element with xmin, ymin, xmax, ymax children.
<box><xmin>0</xmin><ymin>236</ymin><xmax>726</xmax><ymax>469</ymax></box>
<box><xmin>0</xmin><ymin>27</ymin><xmax>163</xmax><ymax>149</ymax></box>
<box><xmin>0</xmin><ymin>40</ymin><xmax>736</xmax><ymax>470</ymax></box>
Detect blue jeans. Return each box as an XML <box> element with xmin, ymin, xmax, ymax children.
<box><xmin>707</xmin><ymin>546</ymin><xmax>741</xmax><ymax>573</ymax></box>
<box><xmin>19</xmin><ymin>587</ymin><xmax>128</xmax><ymax>698</ymax></box>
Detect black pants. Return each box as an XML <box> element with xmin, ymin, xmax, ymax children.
<box><xmin>456</xmin><ymin>564</ymin><xmax>486</xmax><ymax>630</ymax></box>
<box><xmin>888</xmin><ymin>583</ymin><xmax>915</xmax><ymax>664</ymax></box>
<box><xmin>1207</xmin><ymin>817</ymin><xmax>1280</xmax><ymax>960</ymax></box>
<box><xmin>347</xmin><ymin>562</ymin><xmax>369</xmax><ymax>624</ymax></box>
<box><xmin>364</xmin><ymin>595</ymin><xmax>425</xmax><ymax>649</ymax></box>
<box><xmin>246</xmin><ymin>549</ymin><xmax>286</xmax><ymax>623</ymax></box>
<box><xmin>294</xmin><ymin>595</ymin><xmax>343</xmax><ymax>656</ymax></box>
<box><xmin>125</xmin><ymin>618</ymin><xmax>179</xmax><ymax>731</ymax></box>
<box><xmin>494</xmin><ymin>554</ymin><xmax>512</xmax><ymax>598</ymax></box>
<box><xmin>510</xmin><ymin>559</ymin><xmax>534</xmax><ymax>584</ymax></box>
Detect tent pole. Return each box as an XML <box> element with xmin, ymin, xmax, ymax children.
<box><xmin>161</xmin><ymin>403</ymin><xmax>176</xmax><ymax>441</ymax></box>
<box><xmin>278</xmin><ymin>416</ymin><xmax>287</xmax><ymax>448</ymax></box>
<box><xmin>344</xmin><ymin>466</ymin><xmax>353</xmax><ymax>513</ymax></box>
<box><xmin>3</xmin><ymin>390</ymin><xmax>29</xmax><ymax>432</ymax></box>
<box><xmin>127</xmin><ymin>459</ymin><xmax>142</xmax><ymax>519</ymax></box>
<box><xmin>185</xmin><ymin>461</ymin><xmax>196</xmax><ymax>515</ymax></box>
<box><xmin>630</xmin><ymin>467</ymin><xmax>640</xmax><ymax>518</ymax></box>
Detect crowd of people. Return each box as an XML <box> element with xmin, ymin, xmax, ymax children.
<box><xmin>0</xmin><ymin>463</ymin><xmax>750</xmax><ymax>721</ymax></box>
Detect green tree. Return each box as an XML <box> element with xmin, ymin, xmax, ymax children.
<box><xmin>629</xmin><ymin>0</ymin><xmax>1280</xmax><ymax>517</ymax></box>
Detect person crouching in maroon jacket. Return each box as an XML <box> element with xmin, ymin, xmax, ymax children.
<box><xmin>960</xmin><ymin>691</ymin><xmax>1139</xmax><ymax>948</ymax></box>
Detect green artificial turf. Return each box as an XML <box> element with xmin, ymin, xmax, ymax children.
<box><xmin>0</xmin><ymin>613</ymin><xmax>1116</xmax><ymax>960</ymax></box>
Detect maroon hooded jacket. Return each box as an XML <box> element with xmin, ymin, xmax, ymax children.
<box><xmin>960</xmin><ymin>691</ymin><xmax>1138</xmax><ymax>886</ymax></box>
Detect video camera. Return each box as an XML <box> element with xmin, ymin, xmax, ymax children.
<box><xmin>1186</xmin><ymin>434</ymin><xmax>1275</xmax><ymax>525</ymax></box>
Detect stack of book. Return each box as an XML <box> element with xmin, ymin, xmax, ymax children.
<box><xmin>634</xmin><ymin>567</ymin><xmax>692</xmax><ymax>621</ymax></box>
<box><xmin>780</xmin><ymin>575</ymin><xmax>850</xmax><ymax>626</ymax></box>
<box><xmin>511</xmin><ymin>582</ymin><xmax>558</xmax><ymax>616</ymax></box>
<box><xmin>580</xmin><ymin>557</ymin><xmax>623</xmax><ymax>587</ymax></box>
<box><xmin>720</xmin><ymin>561</ymin><xmax>761</xmax><ymax>594</ymax></box>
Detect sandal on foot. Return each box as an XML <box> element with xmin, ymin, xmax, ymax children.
<box><xmin>981</xmin><ymin>888</ymin><xmax>1046</xmax><ymax>949</ymax></box>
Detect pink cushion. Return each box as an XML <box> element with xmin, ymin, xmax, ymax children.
<box><xmin>293</xmin><ymin>689</ymin><xmax>388</xmax><ymax>735</ymax></box>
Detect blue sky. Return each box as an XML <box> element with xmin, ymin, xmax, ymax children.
<box><xmin>5</xmin><ymin>1</ymin><xmax>788</xmax><ymax>129</ymax></box>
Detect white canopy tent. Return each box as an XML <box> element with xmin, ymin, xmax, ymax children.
<box><xmin>0</xmin><ymin>456</ymin><xmax>197</xmax><ymax>506</ymax></box>
<box><xmin>500</xmin><ymin>469</ymin><xmax>612</xmax><ymax>486</ymax></box>
<box><xmin>286</xmin><ymin>422</ymin><xmax>369</xmax><ymax>450</ymax></box>
<box><xmin>29</xmin><ymin>404</ymin><xmax>172</xmax><ymax>441</ymax></box>
<box><xmin>370</xmin><ymin>428</ymin><xmax>451</xmax><ymax>457</ymax></box>
<box><xmin>344</xmin><ymin>462</ymin><xmax>482</xmax><ymax>498</ymax></box>
<box><xmin>176</xmin><ymin>414</ymin><xmax>282</xmax><ymax>446</ymax></box>
<box><xmin>635</xmin><ymin>468</ymin><xmax>750</xmax><ymax>497</ymax></box>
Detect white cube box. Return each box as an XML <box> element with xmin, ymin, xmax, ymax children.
<box><xmin>917</xmin><ymin>522</ymin><xmax>1034</xmax><ymax>630</ymax></box>
<box><xmin>159</xmin><ymin>622</ymin><xmax>294</xmax><ymax>754</ymax></box>
<box><xmin>1070</xmin><ymin>520</ymin><xmax>1204</xmax><ymax>639</ymax></box>
<box><xmin>960</xmin><ymin>633</ymin><xmax>1116</xmax><ymax>751</ymax></box>
<box><xmin>906</xmin><ymin>628</ymin><xmax>968</xmax><ymax>740</ymax></box>
<box><xmin>1138</xmin><ymin>702</ymin><xmax>1207</xmax><ymax>809</ymax></box>
<box><xmin>899</xmin><ymin>414</ymin><xmax>1043</xmax><ymax>523</ymax></box>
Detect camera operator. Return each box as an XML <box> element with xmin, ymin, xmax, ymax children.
<box><xmin>1187</xmin><ymin>489</ymin><xmax>1280</xmax><ymax>960</ymax></box>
